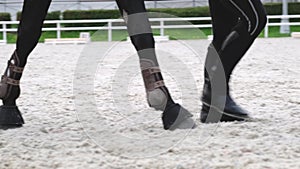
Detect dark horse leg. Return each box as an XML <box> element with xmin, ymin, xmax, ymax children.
<box><xmin>115</xmin><ymin>0</ymin><xmax>195</xmax><ymax>130</ymax></box>
<box><xmin>0</xmin><ymin>0</ymin><xmax>51</xmax><ymax>127</ymax></box>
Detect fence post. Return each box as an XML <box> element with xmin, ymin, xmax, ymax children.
<box><xmin>108</xmin><ymin>21</ymin><xmax>112</xmax><ymax>42</ymax></box>
<box><xmin>160</xmin><ymin>20</ymin><xmax>164</xmax><ymax>36</ymax></box>
<box><xmin>57</xmin><ymin>22</ymin><xmax>61</xmax><ymax>39</ymax></box>
<box><xmin>264</xmin><ymin>17</ymin><xmax>269</xmax><ymax>38</ymax></box>
<box><xmin>3</xmin><ymin>23</ymin><xmax>7</xmax><ymax>44</ymax></box>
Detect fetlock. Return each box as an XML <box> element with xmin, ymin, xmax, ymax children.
<box><xmin>141</xmin><ymin>61</ymin><xmax>195</xmax><ymax>130</ymax></box>
<box><xmin>0</xmin><ymin>50</ymin><xmax>24</xmax><ymax>105</ymax></box>
<box><xmin>141</xmin><ymin>66</ymin><xmax>175</xmax><ymax>111</ymax></box>
<box><xmin>0</xmin><ymin>50</ymin><xmax>25</xmax><ymax>126</ymax></box>
<box><xmin>147</xmin><ymin>86</ymin><xmax>177</xmax><ymax>112</ymax></box>
<box><xmin>2</xmin><ymin>86</ymin><xmax>20</xmax><ymax>106</ymax></box>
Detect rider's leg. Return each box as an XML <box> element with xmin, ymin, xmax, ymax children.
<box><xmin>217</xmin><ymin>0</ymin><xmax>267</xmax><ymax>82</ymax></box>
<box><xmin>0</xmin><ymin>0</ymin><xmax>51</xmax><ymax>126</ymax></box>
<box><xmin>201</xmin><ymin>0</ymin><xmax>266</xmax><ymax>122</ymax></box>
<box><xmin>115</xmin><ymin>0</ymin><xmax>195</xmax><ymax>130</ymax></box>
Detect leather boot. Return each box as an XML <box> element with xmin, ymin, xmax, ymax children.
<box><xmin>200</xmin><ymin>78</ymin><xmax>250</xmax><ymax>123</ymax></box>
<box><xmin>201</xmin><ymin>44</ymin><xmax>250</xmax><ymax>123</ymax></box>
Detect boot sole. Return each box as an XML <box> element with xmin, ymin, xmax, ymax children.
<box><xmin>201</xmin><ymin>102</ymin><xmax>252</xmax><ymax>123</ymax></box>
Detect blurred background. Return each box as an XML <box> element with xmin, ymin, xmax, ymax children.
<box><xmin>0</xmin><ymin>0</ymin><xmax>299</xmax><ymax>43</ymax></box>
<box><xmin>1</xmin><ymin>0</ymin><xmax>300</xmax><ymax>20</ymax></box>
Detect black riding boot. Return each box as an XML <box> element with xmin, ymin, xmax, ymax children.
<box><xmin>200</xmin><ymin>44</ymin><xmax>250</xmax><ymax>123</ymax></box>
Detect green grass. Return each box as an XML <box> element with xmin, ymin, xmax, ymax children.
<box><xmin>0</xmin><ymin>26</ymin><xmax>299</xmax><ymax>43</ymax></box>
<box><xmin>260</xmin><ymin>25</ymin><xmax>300</xmax><ymax>37</ymax></box>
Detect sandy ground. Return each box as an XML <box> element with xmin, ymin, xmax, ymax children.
<box><xmin>0</xmin><ymin>38</ymin><xmax>299</xmax><ymax>169</ymax></box>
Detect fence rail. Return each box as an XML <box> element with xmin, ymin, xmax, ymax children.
<box><xmin>0</xmin><ymin>15</ymin><xmax>299</xmax><ymax>43</ymax></box>
<box><xmin>264</xmin><ymin>15</ymin><xmax>300</xmax><ymax>38</ymax></box>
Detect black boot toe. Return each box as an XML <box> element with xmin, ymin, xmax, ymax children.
<box><xmin>201</xmin><ymin>95</ymin><xmax>250</xmax><ymax>123</ymax></box>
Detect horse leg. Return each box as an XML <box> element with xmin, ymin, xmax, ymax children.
<box><xmin>116</xmin><ymin>0</ymin><xmax>195</xmax><ymax>130</ymax></box>
<box><xmin>0</xmin><ymin>0</ymin><xmax>51</xmax><ymax>127</ymax></box>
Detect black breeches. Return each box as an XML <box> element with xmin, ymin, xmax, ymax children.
<box><xmin>16</xmin><ymin>0</ymin><xmax>52</xmax><ymax>67</ymax></box>
<box><xmin>209</xmin><ymin>0</ymin><xmax>267</xmax><ymax>82</ymax></box>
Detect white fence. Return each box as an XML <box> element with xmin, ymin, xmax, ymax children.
<box><xmin>0</xmin><ymin>15</ymin><xmax>300</xmax><ymax>44</ymax></box>
<box><xmin>264</xmin><ymin>15</ymin><xmax>300</xmax><ymax>37</ymax></box>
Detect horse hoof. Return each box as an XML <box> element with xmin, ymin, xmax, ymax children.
<box><xmin>0</xmin><ymin>105</ymin><xmax>24</xmax><ymax>129</ymax></box>
<box><xmin>162</xmin><ymin>103</ymin><xmax>196</xmax><ymax>130</ymax></box>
